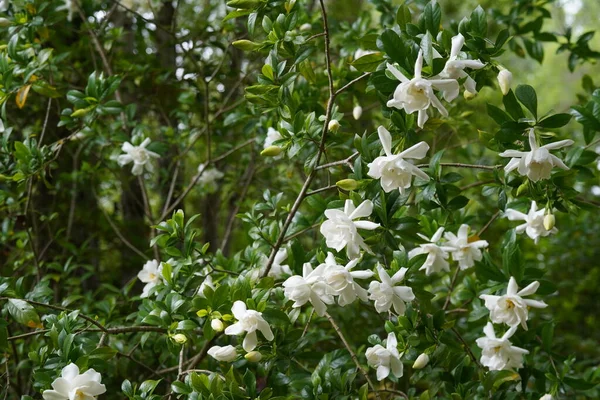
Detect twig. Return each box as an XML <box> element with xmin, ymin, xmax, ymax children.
<box><xmin>334</xmin><ymin>73</ymin><xmax>371</xmax><ymax>97</ymax></box>
<box><xmin>306</xmin><ymin>185</ymin><xmax>337</xmax><ymax>197</ymax></box>
<box><xmin>416</xmin><ymin>163</ymin><xmax>502</xmax><ymax>170</ymax></box>
<box><xmin>283</xmin><ymin>223</ymin><xmax>321</xmax><ymax>243</ymax></box>
<box><xmin>302</xmin><ymin>309</ymin><xmax>315</xmax><ymax>338</ymax></box>
<box><xmin>306</xmin><ymin>32</ymin><xmax>326</xmax><ymax>41</ymax></box>
<box><xmin>325</xmin><ymin>313</ymin><xmax>381</xmax><ymax>400</ymax></box>
<box><xmin>459</xmin><ymin>179</ymin><xmax>495</xmax><ymax>191</ymax></box>
<box><xmin>221</xmin><ymin>158</ymin><xmax>256</xmax><ymax>252</ymax></box>
<box><xmin>316</xmin><ymin>151</ymin><xmax>359</xmax><ymax>170</ymax></box>
<box><xmin>374</xmin><ymin>389</ymin><xmax>408</xmax><ymax>399</ymax></box>
<box><xmin>477</xmin><ymin>210</ymin><xmax>501</xmax><ymax>237</ymax></box>
<box><xmin>451</xmin><ymin>327</ymin><xmax>482</xmax><ymax>369</ymax></box>
<box><xmin>443</xmin><ymin>268</ymin><xmax>460</xmax><ymax>311</ymax></box>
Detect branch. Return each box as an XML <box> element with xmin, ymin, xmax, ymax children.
<box><xmin>325</xmin><ymin>313</ymin><xmax>381</xmax><ymax>400</ymax></box>
<box><xmin>477</xmin><ymin>210</ymin><xmax>501</xmax><ymax>237</ymax></box>
<box><xmin>416</xmin><ymin>163</ymin><xmax>502</xmax><ymax>170</ymax></box>
<box><xmin>334</xmin><ymin>73</ymin><xmax>371</xmax><ymax>96</ymax></box>
<box><xmin>451</xmin><ymin>327</ymin><xmax>482</xmax><ymax>369</ymax></box>
<box><xmin>316</xmin><ymin>151</ymin><xmax>359</xmax><ymax>171</ymax></box>
<box><xmin>306</xmin><ymin>185</ymin><xmax>337</xmax><ymax>197</ymax></box>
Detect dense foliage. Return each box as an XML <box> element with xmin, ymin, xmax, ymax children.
<box><xmin>1</xmin><ymin>0</ymin><xmax>600</xmax><ymax>399</ymax></box>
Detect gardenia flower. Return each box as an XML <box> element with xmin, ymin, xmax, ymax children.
<box><xmin>386</xmin><ymin>50</ymin><xmax>459</xmax><ymax>128</ymax></box>
<box><xmin>42</xmin><ymin>363</ymin><xmax>106</xmax><ymax>400</ymax></box>
<box><xmin>367</xmin><ymin>126</ymin><xmax>430</xmax><ymax>194</ymax></box>
<box><xmin>436</xmin><ymin>33</ymin><xmax>485</xmax><ymax>93</ymax></box>
<box><xmin>321</xmin><ymin>252</ymin><xmax>373</xmax><ymax>306</ymax></box>
<box><xmin>264</xmin><ymin>127</ymin><xmax>282</xmax><ymax>148</ymax></box>
<box><xmin>197</xmin><ymin>163</ymin><xmax>224</xmax><ymax>191</ymax></box>
<box><xmin>505</xmin><ymin>201</ymin><xmax>558</xmax><ymax>244</ymax></box>
<box><xmin>353</xmin><ymin>105</ymin><xmax>363</xmax><ymax>120</ymax></box>
<box><xmin>282</xmin><ymin>262</ymin><xmax>334</xmax><ymax>317</ymax></box>
<box><xmin>497</xmin><ymin>69</ymin><xmax>513</xmax><ymax>95</ymax></box>
<box><xmin>268</xmin><ymin>248</ymin><xmax>293</xmax><ymax>278</ymax></box>
<box><xmin>207</xmin><ymin>345</ymin><xmax>237</xmax><ymax>362</ymax></box>
<box><xmin>409</xmin><ymin>227</ymin><xmax>451</xmax><ymax>276</ymax></box>
<box><xmin>320</xmin><ymin>199</ymin><xmax>380</xmax><ymax>259</ymax></box>
<box><xmin>225</xmin><ymin>301</ymin><xmax>274</xmax><ymax>352</ymax></box>
<box><xmin>480</xmin><ymin>276</ymin><xmax>547</xmax><ymax>330</ymax></box>
<box><xmin>365</xmin><ymin>332</ymin><xmax>404</xmax><ymax>381</ymax></box>
<box><xmin>444</xmin><ymin>225</ymin><xmax>489</xmax><ymax>270</ymax></box>
<box><xmin>137</xmin><ymin>259</ymin><xmax>163</xmax><ymax>298</ymax></box>
<box><xmin>368</xmin><ymin>264</ymin><xmax>414</xmax><ymax>315</ymax></box>
<box><xmin>499</xmin><ymin>128</ymin><xmax>573</xmax><ymax>182</ymax></box>
<box><xmin>117</xmin><ymin>137</ymin><xmax>159</xmax><ymax>176</ymax></box>
<box><xmin>476</xmin><ymin>322</ymin><xmax>529</xmax><ymax>371</ymax></box>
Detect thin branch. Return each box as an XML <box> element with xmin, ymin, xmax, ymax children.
<box><xmin>416</xmin><ymin>163</ymin><xmax>503</xmax><ymax>170</ymax></box>
<box><xmin>334</xmin><ymin>73</ymin><xmax>371</xmax><ymax>96</ymax></box>
<box><xmin>283</xmin><ymin>223</ymin><xmax>321</xmax><ymax>243</ymax></box>
<box><xmin>306</xmin><ymin>32</ymin><xmax>326</xmax><ymax>41</ymax></box>
<box><xmin>306</xmin><ymin>185</ymin><xmax>337</xmax><ymax>197</ymax></box>
<box><xmin>221</xmin><ymin>158</ymin><xmax>256</xmax><ymax>252</ymax></box>
<box><xmin>325</xmin><ymin>313</ymin><xmax>381</xmax><ymax>400</ymax></box>
<box><xmin>451</xmin><ymin>327</ymin><xmax>482</xmax><ymax>369</ymax></box>
<box><xmin>316</xmin><ymin>151</ymin><xmax>359</xmax><ymax>171</ymax></box>
<box><xmin>459</xmin><ymin>179</ymin><xmax>496</xmax><ymax>191</ymax></box>
<box><xmin>443</xmin><ymin>268</ymin><xmax>460</xmax><ymax>311</ymax></box>
<box><xmin>477</xmin><ymin>210</ymin><xmax>501</xmax><ymax>237</ymax></box>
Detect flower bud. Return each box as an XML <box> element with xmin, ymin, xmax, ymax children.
<box><xmin>232</xmin><ymin>40</ymin><xmax>261</xmax><ymax>51</ymax></box>
<box><xmin>352</xmin><ymin>105</ymin><xmax>363</xmax><ymax>120</ymax></box>
<box><xmin>412</xmin><ymin>353</ymin><xmax>429</xmax><ymax>369</ymax></box>
<box><xmin>221</xmin><ymin>313</ymin><xmax>233</xmax><ymax>321</ymax></box>
<box><xmin>543</xmin><ymin>213</ymin><xmax>555</xmax><ymax>231</ymax></box>
<box><xmin>171</xmin><ymin>334</ymin><xmax>187</xmax><ymax>344</ymax></box>
<box><xmin>196</xmin><ymin>309</ymin><xmax>208</xmax><ymax>317</ymax></box>
<box><xmin>463</xmin><ymin>89</ymin><xmax>477</xmax><ymax>100</ymax></box>
<box><xmin>497</xmin><ymin>69</ymin><xmax>513</xmax><ymax>96</ymax></box>
<box><xmin>211</xmin><ymin>318</ymin><xmax>224</xmax><ymax>332</ymax></box>
<box><xmin>244</xmin><ymin>351</ymin><xmax>263</xmax><ymax>362</ymax></box>
<box><xmin>0</xmin><ymin>18</ymin><xmax>11</xmax><ymax>27</ymax></box>
<box><xmin>300</xmin><ymin>23</ymin><xmax>312</xmax><ymax>31</ymax></box>
<box><xmin>336</xmin><ymin>179</ymin><xmax>358</xmax><ymax>191</ymax></box>
<box><xmin>539</xmin><ymin>395</ymin><xmax>553</xmax><ymax>400</ymax></box>
<box><xmin>260</xmin><ymin>145</ymin><xmax>282</xmax><ymax>157</ymax></box>
<box><xmin>207</xmin><ymin>345</ymin><xmax>237</xmax><ymax>362</ymax></box>
<box><xmin>70</xmin><ymin>107</ymin><xmax>92</xmax><ymax>118</ymax></box>
<box><xmin>226</xmin><ymin>0</ymin><xmax>261</xmax><ymax>9</ymax></box>
<box><xmin>328</xmin><ymin>119</ymin><xmax>340</xmax><ymax>132</ymax></box>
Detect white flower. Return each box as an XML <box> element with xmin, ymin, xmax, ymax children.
<box><xmin>480</xmin><ymin>277</ymin><xmax>548</xmax><ymax>330</ymax></box>
<box><xmin>268</xmin><ymin>248</ymin><xmax>293</xmax><ymax>278</ymax></box>
<box><xmin>137</xmin><ymin>260</ymin><xmax>163</xmax><ymax>298</ymax></box>
<box><xmin>320</xmin><ymin>199</ymin><xmax>380</xmax><ymax>259</ymax></box>
<box><xmin>0</xmin><ymin>1</ymin><xmax>7</xmax><ymax>12</ymax></box>
<box><xmin>505</xmin><ymin>201</ymin><xmax>558</xmax><ymax>244</ymax></box>
<box><xmin>497</xmin><ymin>69</ymin><xmax>513</xmax><ymax>95</ymax></box>
<box><xmin>211</xmin><ymin>319</ymin><xmax>225</xmax><ymax>332</ymax></box>
<box><xmin>224</xmin><ymin>301</ymin><xmax>274</xmax><ymax>352</ymax></box>
<box><xmin>367</xmin><ymin>126</ymin><xmax>430</xmax><ymax>194</ymax></box>
<box><xmin>207</xmin><ymin>345</ymin><xmax>237</xmax><ymax>362</ymax></box>
<box><xmin>42</xmin><ymin>363</ymin><xmax>106</xmax><ymax>400</ymax></box>
<box><xmin>539</xmin><ymin>395</ymin><xmax>553</xmax><ymax>400</ymax></box>
<box><xmin>412</xmin><ymin>353</ymin><xmax>430</xmax><ymax>369</ymax></box>
<box><xmin>196</xmin><ymin>274</ymin><xmax>215</xmax><ymax>298</ymax></box>
<box><xmin>328</xmin><ymin>119</ymin><xmax>340</xmax><ymax>132</ymax></box>
<box><xmin>117</xmin><ymin>138</ymin><xmax>160</xmax><ymax>176</ymax></box>
<box><xmin>264</xmin><ymin>127</ymin><xmax>283</xmax><ymax>149</ymax></box>
<box><xmin>444</xmin><ymin>225</ymin><xmax>489</xmax><ymax>270</ymax></box>
<box><xmin>56</xmin><ymin>0</ymin><xmax>77</xmax><ymax>22</ymax></box>
<box><xmin>408</xmin><ymin>227</ymin><xmax>451</xmax><ymax>275</ymax></box>
<box><xmin>368</xmin><ymin>264</ymin><xmax>414</xmax><ymax>315</ymax></box>
<box><xmin>321</xmin><ymin>252</ymin><xmax>373</xmax><ymax>306</ymax></box>
<box><xmin>499</xmin><ymin>128</ymin><xmax>573</xmax><ymax>182</ymax></box>
<box><xmin>197</xmin><ymin>163</ymin><xmax>224</xmax><ymax>191</ymax></box>
<box><xmin>366</xmin><ymin>332</ymin><xmax>404</xmax><ymax>381</ymax></box>
<box><xmin>353</xmin><ymin>105</ymin><xmax>363</xmax><ymax>120</ymax></box>
<box><xmin>436</xmin><ymin>33</ymin><xmax>485</xmax><ymax>93</ymax></box>
<box><xmin>476</xmin><ymin>322</ymin><xmax>529</xmax><ymax>371</ymax></box>
<box><xmin>386</xmin><ymin>50</ymin><xmax>459</xmax><ymax>128</ymax></box>
<box><xmin>283</xmin><ymin>262</ymin><xmax>334</xmax><ymax>317</ymax></box>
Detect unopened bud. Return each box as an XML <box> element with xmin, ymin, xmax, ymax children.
<box><xmin>328</xmin><ymin>119</ymin><xmax>340</xmax><ymax>132</ymax></box>
<box><xmin>497</xmin><ymin>69</ymin><xmax>513</xmax><ymax>96</ymax></box>
<box><xmin>244</xmin><ymin>351</ymin><xmax>263</xmax><ymax>362</ymax></box>
<box><xmin>543</xmin><ymin>213</ymin><xmax>555</xmax><ymax>231</ymax></box>
<box><xmin>211</xmin><ymin>319</ymin><xmax>224</xmax><ymax>332</ymax></box>
<box><xmin>300</xmin><ymin>23</ymin><xmax>312</xmax><ymax>31</ymax></box>
<box><xmin>70</xmin><ymin>107</ymin><xmax>92</xmax><ymax>118</ymax></box>
<box><xmin>336</xmin><ymin>178</ymin><xmax>358</xmax><ymax>191</ymax></box>
<box><xmin>463</xmin><ymin>89</ymin><xmax>477</xmax><ymax>100</ymax></box>
<box><xmin>196</xmin><ymin>309</ymin><xmax>208</xmax><ymax>317</ymax></box>
<box><xmin>232</xmin><ymin>40</ymin><xmax>261</xmax><ymax>51</ymax></box>
<box><xmin>352</xmin><ymin>105</ymin><xmax>363</xmax><ymax>120</ymax></box>
<box><xmin>412</xmin><ymin>353</ymin><xmax>429</xmax><ymax>369</ymax></box>
<box><xmin>539</xmin><ymin>395</ymin><xmax>553</xmax><ymax>400</ymax></box>
<box><xmin>0</xmin><ymin>18</ymin><xmax>11</xmax><ymax>27</ymax></box>
<box><xmin>261</xmin><ymin>145</ymin><xmax>282</xmax><ymax>157</ymax></box>
<box><xmin>226</xmin><ymin>0</ymin><xmax>261</xmax><ymax>9</ymax></box>
<box><xmin>171</xmin><ymin>333</ymin><xmax>187</xmax><ymax>344</ymax></box>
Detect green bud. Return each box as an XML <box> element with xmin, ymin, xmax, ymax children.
<box><xmin>543</xmin><ymin>213</ymin><xmax>555</xmax><ymax>231</ymax></box>
<box><xmin>244</xmin><ymin>351</ymin><xmax>263</xmax><ymax>362</ymax></box>
<box><xmin>171</xmin><ymin>333</ymin><xmax>187</xmax><ymax>344</ymax></box>
<box><xmin>261</xmin><ymin>145</ymin><xmax>282</xmax><ymax>157</ymax></box>
<box><xmin>232</xmin><ymin>40</ymin><xmax>261</xmax><ymax>51</ymax></box>
<box><xmin>336</xmin><ymin>179</ymin><xmax>358</xmax><ymax>191</ymax></box>
<box><xmin>70</xmin><ymin>107</ymin><xmax>93</xmax><ymax>118</ymax></box>
<box><xmin>463</xmin><ymin>89</ymin><xmax>476</xmax><ymax>100</ymax></box>
<box><xmin>226</xmin><ymin>0</ymin><xmax>262</xmax><ymax>9</ymax></box>
<box><xmin>196</xmin><ymin>309</ymin><xmax>208</xmax><ymax>317</ymax></box>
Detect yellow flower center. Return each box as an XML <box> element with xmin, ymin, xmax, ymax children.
<box><xmin>506</xmin><ymin>299</ymin><xmax>515</xmax><ymax>309</ymax></box>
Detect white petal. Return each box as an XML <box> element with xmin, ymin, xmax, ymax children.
<box><xmin>231</xmin><ymin>301</ymin><xmax>247</xmax><ymax>319</ymax></box>
<box><xmin>386</xmin><ymin>63</ymin><xmax>409</xmax><ymax>83</ymax></box>
<box><xmin>61</xmin><ymin>363</ymin><xmax>80</xmax><ymax>380</ymax></box>
<box><xmin>354</xmin><ymin>220</ymin><xmax>380</xmax><ymax>230</ymax></box>
<box><xmin>541</xmin><ymin>139</ymin><xmax>574</xmax><ymax>150</ymax></box>
<box><xmin>430</xmin><ymin>79</ymin><xmax>459</xmax><ymax>102</ymax></box>
<box><xmin>42</xmin><ymin>390</ymin><xmax>66</xmax><ymax>400</ymax></box>
<box><xmin>376</xmin><ymin>364</ymin><xmax>390</xmax><ymax>381</ymax></box>
<box><xmin>417</xmin><ymin>109</ymin><xmax>429</xmax><ymax>128</ymax></box>
<box><xmin>258</xmin><ymin>319</ymin><xmax>274</xmax><ymax>341</ymax></box>
<box><xmin>523</xmin><ymin>299</ymin><xmax>547</xmax><ymax>308</ymax></box>
<box><xmin>507</xmin><ymin>277</ymin><xmax>518</xmax><ymax>295</ymax></box>
<box><xmin>517</xmin><ymin>281</ymin><xmax>540</xmax><ymax>296</ymax></box>
<box><xmin>528</xmin><ymin>129</ymin><xmax>538</xmax><ymax>151</ymax></box>
<box><xmin>349</xmin><ymin>200</ymin><xmax>374</xmax><ymax>220</ymax></box>
<box><xmin>399</xmin><ymin>141</ymin><xmax>429</xmax><ymax>160</ymax></box>
<box><xmin>450</xmin><ymin>33</ymin><xmax>465</xmax><ymax>59</ymax></box>
<box><xmin>378</xmin><ymin>126</ymin><xmax>393</xmax><ymax>157</ymax></box>
<box><xmin>224</xmin><ymin>322</ymin><xmax>244</xmax><ymax>336</ymax></box>
<box><xmin>414</xmin><ymin>50</ymin><xmax>424</xmax><ymax>78</ymax></box>
<box><xmin>242</xmin><ymin>331</ymin><xmax>258</xmax><ymax>352</ymax></box>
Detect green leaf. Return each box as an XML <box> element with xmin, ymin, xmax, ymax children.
<box><xmin>350</xmin><ymin>52</ymin><xmax>384</xmax><ymax>73</ymax></box>
<box><xmin>487</xmin><ymin>104</ymin><xmax>512</xmax><ymax>125</ymax></box>
<box><xmin>420</xmin><ymin>32</ymin><xmax>434</xmax><ymax>68</ymax></box>
<box><xmin>396</xmin><ymin>4</ymin><xmax>411</xmax><ymax>31</ymax></box>
<box><xmin>571</xmin><ymin>105</ymin><xmax>600</xmax><ymax>131</ymax></box>
<box><xmin>515</xmin><ymin>84</ymin><xmax>538</xmax><ymax>118</ymax></box>
<box><xmin>379</xmin><ymin>30</ymin><xmax>404</xmax><ymax>64</ymax></box>
<box><xmin>171</xmin><ymin>381</ymin><xmax>192</xmax><ymax>394</ymax></box>
<box><xmin>502</xmin><ymin>90</ymin><xmax>525</xmax><ymax>121</ymax></box>
<box><xmin>563</xmin><ymin>376</ymin><xmax>598</xmax><ymax>390</ymax></box>
<box><xmin>470</xmin><ymin>6</ymin><xmax>487</xmax><ymax>36</ymax></box>
<box><xmin>7</xmin><ymin>299</ymin><xmax>42</xmax><ymax>328</ymax></box>
<box><xmin>421</xmin><ymin>1</ymin><xmax>442</xmax><ymax>35</ymax></box>
<box><xmin>537</xmin><ymin>113</ymin><xmax>572</xmax><ymax>128</ymax></box>
<box><xmin>89</xmin><ymin>346</ymin><xmax>118</xmax><ymax>360</ymax></box>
